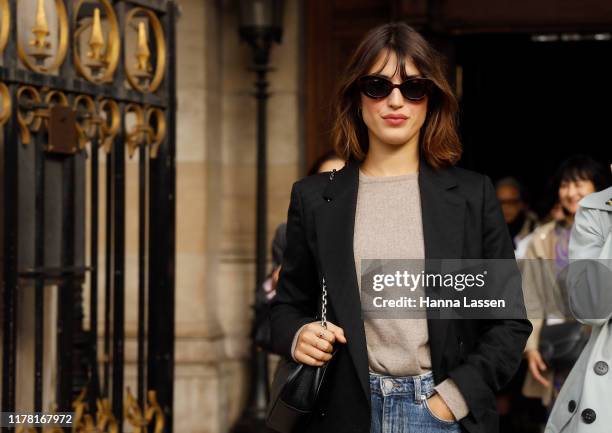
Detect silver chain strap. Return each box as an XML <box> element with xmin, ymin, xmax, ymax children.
<box><xmin>320</xmin><ymin>277</ymin><xmax>328</xmax><ymax>329</ymax></box>
<box><xmin>319</xmin><ymin>169</ymin><xmax>335</xmax><ymax>330</ymax></box>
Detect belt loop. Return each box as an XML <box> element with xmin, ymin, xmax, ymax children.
<box><xmin>414</xmin><ymin>375</ymin><xmax>421</xmax><ymax>404</ymax></box>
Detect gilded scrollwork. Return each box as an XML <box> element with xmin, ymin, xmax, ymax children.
<box><xmin>125</xmin><ymin>103</ymin><xmax>149</xmax><ymax>157</ymax></box>
<box><xmin>124</xmin><ymin>104</ymin><xmax>167</xmax><ymax>158</ymax></box>
<box><xmin>0</xmin><ymin>82</ymin><xmax>12</xmax><ymax>127</ymax></box>
<box><xmin>74</xmin><ymin>94</ymin><xmax>99</xmax><ymax>149</ymax></box>
<box><xmin>145</xmin><ymin>107</ymin><xmax>167</xmax><ymax>159</ymax></box>
<box><xmin>98</xmin><ymin>98</ymin><xmax>120</xmax><ymax>153</ymax></box>
<box><xmin>0</xmin><ymin>0</ymin><xmax>10</xmax><ymax>55</ymax></box>
<box><xmin>17</xmin><ymin>85</ymin><xmax>43</xmax><ymax>144</ymax></box>
<box><xmin>72</xmin><ymin>387</ymin><xmax>119</xmax><ymax>433</ymax></box>
<box><xmin>124</xmin><ymin>388</ymin><xmax>165</xmax><ymax>433</ymax></box>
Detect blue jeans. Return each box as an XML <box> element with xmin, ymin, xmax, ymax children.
<box><xmin>369</xmin><ymin>371</ymin><xmax>462</xmax><ymax>433</ymax></box>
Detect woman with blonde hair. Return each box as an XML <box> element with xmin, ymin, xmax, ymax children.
<box><xmin>271</xmin><ymin>22</ymin><xmax>531</xmax><ymax>433</ymax></box>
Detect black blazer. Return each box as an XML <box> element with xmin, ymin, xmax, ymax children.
<box><xmin>270</xmin><ymin>158</ymin><xmax>532</xmax><ymax>433</ymax></box>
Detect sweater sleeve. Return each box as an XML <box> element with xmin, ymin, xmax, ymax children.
<box><xmin>435</xmin><ymin>378</ymin><xmax>470</xmax><ymax>420</ymax></box>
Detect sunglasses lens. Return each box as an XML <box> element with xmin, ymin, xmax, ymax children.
<box><xmin>400</xmin><ymin>79</ymin><xmax>432</xmax><ymax>100</ymax></box>
<box><xmin>360</xmin><ymin>76</ymin><xmax>433</xmax><ymax>100</ymax></box>
<box><xmin>361</xmin><ymin>78</ymin><xmax>392</xmax><ymax>98</ymax></box>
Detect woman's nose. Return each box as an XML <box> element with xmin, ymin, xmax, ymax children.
<box><xmin>387</xmin><ymin>87</ymin><xmax>404</xmax><ymax>108</ymax></box>
<box><xmin>567</xmin><ymin>183</ymin><xmax>579</xmax><ymax>197</ymax></box>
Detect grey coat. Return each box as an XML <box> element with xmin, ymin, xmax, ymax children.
<box><xmin>545</xmin><ymin>187</ymin><xmax>612</xmax><ymax>433</ymax></box>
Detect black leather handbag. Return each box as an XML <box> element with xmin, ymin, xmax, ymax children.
<box><xmin>266</xmin><ymin>276</ymin><xmax>338</xmax><ymax>433</ymax></box>
<box><xmin>538</xmin><ymin>321</ymin><xmax>589</xmax><ymax>370</ymax></box>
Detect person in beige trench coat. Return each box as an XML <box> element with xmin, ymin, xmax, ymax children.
<box><xmin>521</xmin><ymin>220</ymin><xmax>568</xmax><ymax>407</ymax></box>
<box><xmin>545</xmin><ymin>186</ymin><xmax>612</xmax><ymax>432</ymax></box>
<box><xmin>521</xmin><ymin>157</ymin><xmax>611</xmax><ymax>408</ymax></box>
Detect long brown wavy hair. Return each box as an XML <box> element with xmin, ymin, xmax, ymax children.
<box><xmin>331</xmin><ymin>23</ymin><xmax>461</xmax><ymax>168</ymax></box>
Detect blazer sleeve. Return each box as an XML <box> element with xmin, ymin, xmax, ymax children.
<box><xmin>270</xmin><ymin>181</ymin><xmax>319</xmax><ymax>358</ymax></box>
<box><xmin>447</xmin><ymin>175</ymin><xmax>533</xmax><ymax>414</ymax></box>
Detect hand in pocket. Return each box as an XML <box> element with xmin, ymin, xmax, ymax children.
<box><xmin>426</xmin><ymin>394</ymin><xmax>456</xmax><ymax>422</ymax></box>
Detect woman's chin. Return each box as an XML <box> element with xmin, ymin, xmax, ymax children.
<box><xmin>377</xmin><ymin>133</ymin><xmax>416</xmax><ymax>147</ymax></box>
<box><xmin>562</xmin><ymin>204</ymin><xmax>579</xmax><ymax>216</ymax></box>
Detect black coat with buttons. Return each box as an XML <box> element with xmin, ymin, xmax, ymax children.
<box><xmin>270</xmin><ymin>158</ymin><xmax>532</xmax><ymax>433</ymax></box>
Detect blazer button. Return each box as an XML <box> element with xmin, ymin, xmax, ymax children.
<box><xmin>581</xmin><ymin>408</ymin><xmax>596</xmax><ymax>424</ymax></box>
<box><xmin>594</xmin><ymin>361</ymin><xmax>609</xmax><ymax>376</ymax></box>
<box><xmin>319</xmin><ymin>410</ymin><xmax>326</xmax><ymax>418</ymax></box>
<box><xmin>568</xmin><ymin>400</ymin><xmax>576</xmax><ymax>413</ymax></box>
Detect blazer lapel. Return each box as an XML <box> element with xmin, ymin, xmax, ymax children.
<box><xmin>314</xmin><ymin>159</ymin><xmax>371</xmax><ymax>406</ymax></box>
<box><xmin>419</xmin><ymin>161</ymin><xmax>466</xmax><ymax>382</ymax></box>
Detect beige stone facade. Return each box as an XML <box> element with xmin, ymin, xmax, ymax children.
<box><xmin>170</xmin><ymin>1</ymin><xmax>302</xmax><ymax>432</ymax></box>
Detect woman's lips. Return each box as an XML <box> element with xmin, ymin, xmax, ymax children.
<box><xmin>383</xmin><ymin>117</ymin><xmax>407</xmax><ymax>126</ymax></box>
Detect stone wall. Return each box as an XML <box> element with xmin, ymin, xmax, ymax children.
<box><xmin>171</xmin><ymin>1</ymin><xmax>303</xmax><ymax>432</ymax></box>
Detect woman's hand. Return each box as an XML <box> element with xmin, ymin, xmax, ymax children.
<box><xmin>426</xmin><ymin>394</ymin><xmax>456</xmax><ymax>422</ymax></box>
<box><xmin>294</xmin><ymin>321</ymin><xmax>347</xmax><ymax>366</ymax></box>
<box><xmin>525</xmin><ymin>349</ymin><xmax>551</xmax><ymax>387</ymax></box>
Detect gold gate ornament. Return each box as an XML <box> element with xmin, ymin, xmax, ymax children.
<box><xmin>73</xmin><ymin>388</ymin><xmax>119</xmax><ymax>433</ymax></box>
<box><xmin>125</xmin><ymin>7</ymin><xmax>166</xmax><ymax>93</ymax></box>
<box><xmin>17</xmin><ymin>0</ymin><xmax>69</xmax><ymax>73</ymax></box>
<box><xmin>0</xmin><ymin>82</ymin><xmax>12</xmax><ymax>127</ymax></box>
<box><xmin>73</xmin><ymin>0</ymin><xmax>120</xmax><ymax>83</ymax></box>
<box><xmin>125</xmin><ymin>388</ymin><xmax>165</xmax><ymax>433</ymax></box>
<box><xmin>0</xmin><ymin>0</ymin><xmax>9</xmax><ymax>54</ymax></box>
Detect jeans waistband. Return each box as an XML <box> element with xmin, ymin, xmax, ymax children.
<box><xmin>369</xmin><ymin>371</ymin><xmax>435</xmax><ymax>403</ymax></box>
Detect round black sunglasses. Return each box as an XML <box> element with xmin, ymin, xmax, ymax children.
<box><xmin>357</xmin><ymin>75</ymin><xmax>434</xmax><ymax>101</ymax></box>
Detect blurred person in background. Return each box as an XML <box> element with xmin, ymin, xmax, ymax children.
<box><xmin>496</xmin><ymin>177</ymin><xmax>539</xmax><ymax>256</ymax></box>
<box><xmin>306</xmin><ymin>150</ymin><xmax>346</xmax><ymax>176</ymax></box>
<box><xmin>516</xmin><ymin>201</ymin><xmax>566</xmax><ymax>260</ymax></box>
<box><xmin>545</xmin><ymin>172</ymin><xmax>612</xmax><ymax>433</ymax></box>
<box><xmin>522</xmin><ymin>155</ymin><xmax>612</xmax><ymax>417</ymax></box>
<box><xmin>495</xmin><ymin>177</ymin><xmax>543</xmax><ymax>433</ymax></box>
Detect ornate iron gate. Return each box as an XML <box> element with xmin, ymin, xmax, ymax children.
<box><xmin>0</xmin><ymin>1</ymin><xmax>176</xmax><ymax>432</ymax></box>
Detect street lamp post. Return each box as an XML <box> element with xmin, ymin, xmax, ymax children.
<box><xmin>231</xmin><ymin>1</ymin><xmax>284</xmax><ymax>432</ymax></box>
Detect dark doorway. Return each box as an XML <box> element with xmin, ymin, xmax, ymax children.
<box><xmin>456</xmin><ymin>34</ymin><xmax>612</xmax><ymax>215</ymax></box>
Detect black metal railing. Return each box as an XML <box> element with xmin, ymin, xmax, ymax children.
<box><xmin>1</xmin><ymin>2</ymin><xmax>177</xmax><ymax>433</ymax></box>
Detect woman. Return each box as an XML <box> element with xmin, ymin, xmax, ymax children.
<box><xmin>270</xmin><ymin>23</ymin><xmax>531</xmax><ymax>433</ymax></box>
<box><xmin>545</xmin><ymin>181</ymin><xmax>612</xmax><ymax>432</ymax></box>
<box><xmin>522</xmin><ymin>156</ymin><xmax>611</xmax><ymax>409</ymax></box>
